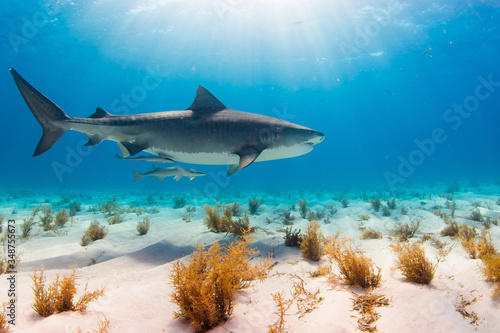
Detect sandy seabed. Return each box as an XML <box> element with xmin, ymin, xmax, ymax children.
<box><xmin>1</xmin><ymin>184</ymin><xmax>499</xmax><ymax>333</ymax></box>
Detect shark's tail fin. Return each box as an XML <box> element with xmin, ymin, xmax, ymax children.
<box><xmin>133</xmin><ymin>171</ymin><xmax>144</xmax><ymax>182</ymax></box>
<box><xmin>9</xmin><ymin>68</ymin><xmax>70</xmax><ymax>156</ymax></box>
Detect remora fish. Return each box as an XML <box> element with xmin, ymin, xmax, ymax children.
<box><xmin>133</xmin><ymin>165</ymin><xmax>206</xmax><ymax>182</ymax></box>
<box><xmin>10</xmin><ymin>68</ymin><xmax>325</xmax><ymax>176</ymax></box>
<box><xmin>115</xmin><ymin>153</ymin><xmax>174</xmax><ymax>164</ymax></box>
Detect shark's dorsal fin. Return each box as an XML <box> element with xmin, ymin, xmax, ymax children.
<box><xmin>187</xmin><ymin>86</ymin><xmax>227</xmax><ymax>113</ymax></box>
<box><xmin>88</xmin><ymin>107</ymin><xmax>112</xmax><ymax>118</ymax></box>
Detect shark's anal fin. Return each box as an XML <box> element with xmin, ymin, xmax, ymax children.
<box><xmin>84</xmin><ymin>134</ymin><xmax>103</xmax><ymax>147</ymax></box>
<box><xmin>83</xmin><ymin>108</ymin><xmax>112</xmax><ymax>146</ymax></box>
<box><xmin>187</xmin><ymin>86</ymin><xmax>227</xmax><ymax>113</ymax></box>
<box><xmin>227</xmin><ymin>146</ymin><xmax>264</xmax><ymax>176</ymax></box>
<box><xmin>119</xmin><ymin>141</ymin><xmax>145</xmax><ymax>156</ymax></box>
<box><xmin>155</xmin><ymin>175</ymin><xmax>166</xmax><ymax>182</ymax></box>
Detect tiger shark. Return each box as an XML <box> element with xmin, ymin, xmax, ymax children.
<box><xmin>10</xmin><ymin>68</ymin><xmax>325</xmax><ymax>176</ymax></box>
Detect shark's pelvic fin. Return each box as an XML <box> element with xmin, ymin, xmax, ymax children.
<box><xmin>118</xmin><ymin>143</ymin><xmax>130</xmax><ymax>157</ymax></box>
<box><xmin>187</xmin><ymin>86</ymin><xmax>227</xmax><ymax>113</ymax></box>
<box><xmin>9</xmin><ymin>68</ymin><xmax>70</xmax><ymax>156</ymax></box>
<box><xmin>174</xmin><ymin>175</ymin><xmax>182</xmax><ymax>181</ymax></box>
<box><xmin>88</xmin><ymin>107</ymin><xmax>113</xmax><ymax>118</ymax></box>
<box><xmin>84</xmin><ymin>134</ymin><xmax>104</xmax><ymax>147</ymax></box>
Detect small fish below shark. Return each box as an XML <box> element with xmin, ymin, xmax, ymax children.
<box><xmin>133</xmin><ymin>165</ymin><xmax>206</xmax><ymax>182</ymax></box>
<box><xmin>115</xmin><ymin>153</ymin><xmax>174</xmax><ymax>164</ymax></box>
<box><xmin>10</xmin><ymin>68</ymin><xmax>324</xmax><ymax>176</ymax></box>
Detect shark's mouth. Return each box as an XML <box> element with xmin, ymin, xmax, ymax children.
<box><xmin>307</xmin><ymin>131</ymin><xmax>325</xmax><ymax>145</ymax></box>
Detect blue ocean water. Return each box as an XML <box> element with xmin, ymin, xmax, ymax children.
<box><xmin>1</xmin><ymin>0</ymin><xmax>499</xmax><ymax>193</ymax></box>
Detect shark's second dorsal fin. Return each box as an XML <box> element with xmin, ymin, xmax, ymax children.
<box><xmin>88</xmin><ymin>107</ymin><xmax>112</xmax><ymax>118</ymax></box>
<box><xmin>187</xmin><ymin>86</ymin><xmax>227</xmax><ymax>113</ymax></box>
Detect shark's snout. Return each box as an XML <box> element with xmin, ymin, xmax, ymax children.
<box><xmin>307</xmin><ymin>130</ymin><xmax>325</xmax><ymax>145</ymax></box>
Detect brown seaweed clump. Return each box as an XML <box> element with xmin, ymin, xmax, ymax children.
<box><xmin>31</xmin><ymin>266</ymin><xmax>105</xmax><ymax>317</ymax></box>
<box><xmin>171</xmin><ymin>234</ymin><xmax>269</xmax><ymax>333</ymax></box>
<box><xmin>268</xmin><ymin>291</ymin><xmax>292</xmax><ymax>333</ymax></box>
<box><xmin>203</xmin><ymin>203</ymin><xmax>253</xmax><ymax>237</ymax></box>
<box><xmin>326</xmin><ymin>239</ymin><xmax>382</xmax><ymax>288</ymax></box>
<box><xmin>477</xmin><ymin>237</ymin><xmax>500</xmax><ymax>300</ymax></box>
<box><xmin>391</xmin><ymin>242</ymin><xmax>437</xmax><ymax>284</ymax></box>
<box><xmin>299</xmin><ymin>221</ymin><xmax>324</xmax><ymax>261</ymax></box>
<box><xmin>81</xmin><ymin>221</ymin><xmax>107</xmax><ymax>246</ymax></box>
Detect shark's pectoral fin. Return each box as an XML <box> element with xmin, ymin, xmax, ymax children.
<box><xmin>237</xmin><ymin>146</ymin><xmax>263</xmax><ymax>168</ymax></box>
<box><xmin>84</xmin><ymin>134</ymin><xmax>103</xmax><ymax>147</ymax></box>
<box><xmin>227</xmin><ymin>164</ymin><xmax>240</xmax><ymax>177</ymax></box>
<box><xmin>227</xmin><ymin>146</ymin><xmax>264</xmax><ymax>176</ymax></box>
<box><xmin>120</xmin><ymin>141</ymin><xmax>145</xmax><ymax>156</ymax></box>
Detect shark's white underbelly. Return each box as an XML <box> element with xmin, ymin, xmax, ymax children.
<box><xmin>146</xmin><ymin>143</ymin><xmax>313</xmax><ymax>165</ymax></box>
